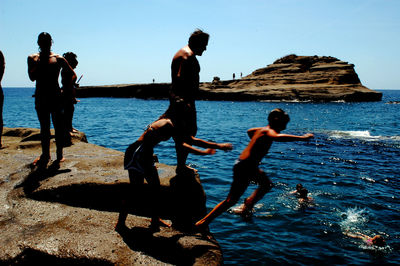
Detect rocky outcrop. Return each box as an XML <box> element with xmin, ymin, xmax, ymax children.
<box><xmin>200</xmin><ymin>55</ymin><xmax>382</xmax><ymax>102</ymax></box>
<box><xmin>77</xmin><ymin>55</ymin><xmax>382</xmax><ymax>102</ymax></box>
<box><xmin>0</xmin><ymin>128</ymin><xmax>222</xmax><ymax>265</ymax></box>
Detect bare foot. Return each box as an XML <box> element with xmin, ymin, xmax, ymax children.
<box><xmin>150</xmin><ymin>218</ymin><xmax>171</xmax><ymax>231</ymax></box>
<box><xmin>176</xmin><ymin>165</ymin><xmax>198</xmax><ymax>175</ymax></box>
<box><xmin>231</xmin><ymin>204</ymin><xmax>253</xmax><ymax>217</ymax></box>
<box><xmin>56</xmin><ymin>157</ymin><xmax>66</xmax><ymax>163</ymax></box>
<box><xmin>32</xmin><ymin>155</ymin><xmax>50</xmax><ymax>168</ymax></box>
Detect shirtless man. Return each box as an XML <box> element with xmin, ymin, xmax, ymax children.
<box><xmin>27</xmin><ymin>32</ymin><xmax>76</xmax><ymax>167</ymax></box>
<box><xmin>195</xmin><ymin>109</ymin><xmax>313</xmax><ymax>229</ymax></box>
<box><xmin>0</xmin><ymin>51</ymin><xmax>5</xmax><ymax>149</ymax></box>
<box><xmin>160</xmin><ymin>29</ymin><xmax>210</xmax><ymax>173</ymax></box>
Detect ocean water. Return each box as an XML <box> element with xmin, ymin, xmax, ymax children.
<box><xmin>3</xmin><ymin>87</ymin><xmax>400</xmax><ymax>265</ymax></box>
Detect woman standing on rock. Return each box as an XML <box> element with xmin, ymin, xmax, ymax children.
<box><xmin>27</xmin><ymin>32</ymin><xmax>76</xmax><ymax>167</ymax></box>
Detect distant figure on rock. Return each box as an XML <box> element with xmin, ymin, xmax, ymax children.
<box><xmin>61</xmin><ymin>52</ymin><xmax>79</xmax><ymax>136</ymax></box>
<box><xmin>159</xmin><ymin>29</ymin><xmax>210</xmax><ymax>174</ymax></box>
<box><xmin>195</xmin><ymin>109</ymin><xmax>313</xmax><ymax>229</ymax></box>
<box><xmin>0</xmin><ymin>51</ymin><xmax>4</xmax><ymax>149</ymax></box>
<box><xmin>116</xmin><ymin>117</ymin><xmax>232</xmax><ymax>231</ymax></box>
<box><xmin>233</xmin><ymin>73</ymin><xmax>235</xmax><ymax>80</ymax></box>
<box><xmin>27</xmin><ymin>32</ymin><xmax>76</xmax><ymax>168</ymax></box>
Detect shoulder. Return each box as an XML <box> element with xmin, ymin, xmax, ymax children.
<box><xmin>28</xmin><ymin>53</ymin><xmax>39</xmax><ymax>59</ymax></box>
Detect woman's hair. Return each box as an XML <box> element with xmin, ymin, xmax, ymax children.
<box><xmin>63</xmin><ymin>52</ymin><xmax>78</xmax><ymax>68</ymax></box>
<box><xmin>37</xmin><ymin>32</ymin><xmax>52</xmax><ymax>52</ymax></box>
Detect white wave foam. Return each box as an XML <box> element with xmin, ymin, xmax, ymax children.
<box><xmin>329</xmin><ymin>130</ymin><xmax>380</xmax><ymax>140</ymax></box>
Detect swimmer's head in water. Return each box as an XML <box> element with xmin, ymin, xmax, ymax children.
<box><xmin>296</xmin><ymin>183</ymin><xmax>303</xmax><ymax>192</ymax></box>
<box><xmin>372</xmin><ymin>235</ymin><xmax>385</xmax><ymax>247</ymax></box>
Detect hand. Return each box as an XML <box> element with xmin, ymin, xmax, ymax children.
<box><xmin>219</xmin><ymin>143</ymin><xmax>233</xmax><ymax>151</ymax></box>
<box><xmin>303</xmin><ymin>133</ymin><xmax>314</xmax><ymax>139</ymax></box>
<box><xmin>205</xmin><ymin>148</ymin><xmax>216</xmax><ymax>155</ymax></box>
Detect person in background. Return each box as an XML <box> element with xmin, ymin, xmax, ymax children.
<box><xmin>290</xmin><ymin>183</ymin><xmax>304</xmax><ymax>195</ymax></box>
<box><xmin>343</xmin><ymin>231</ymin><xmax>386</xmax><ymax>247</ymax></box>
<box><xmin>27</xmin><ymin>32</ymin><xmax>76</xmax><ymax>167</ymax></box>
<box><xmin>61</xmin><ymin>52</ymin><xmax>79</xmax><ymax>135</ymax></box>
<box><xmin>0</xmin><ymin>50</ymin><xmax>5</xmax><ymax>149</ymax></box>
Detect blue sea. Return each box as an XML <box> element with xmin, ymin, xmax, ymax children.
<box><xmin>3</xmin><ymin>87</ymin><xmax>400</xmax><ymax>265</ymax></box>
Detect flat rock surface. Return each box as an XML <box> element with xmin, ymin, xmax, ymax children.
<box><xmin>0</xmin><ymin>128</ymin><xmax>222</xmax><ymax>265</ymax></box>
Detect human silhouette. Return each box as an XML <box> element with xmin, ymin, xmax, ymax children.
<box><xmin>61</xmin><ymin>52</ymin><xmax>79</xmax><ymax>135</ymax></box>
<box><xmin>195</xmin><ymin>109</ymin><xmax>313</xmax><ymax>229</ymax></box>
<box><xmin>27</xmin><ymin>32</ymin><xmax>76</xmax><ymax>167</ymax></box>
<box><xmin>159</xmin><ymin>29</ymin><xmax>210</xmax><ymax>173</ymax></box>
<box><xmin>0</xmin><ymin>51</ymin><xmax>5</xmax><ymax>149</ymax></box>
<box><xmin>116</xmin><ymin>117</ymin><xmax>231</xmax><ymax>231</ymax></box>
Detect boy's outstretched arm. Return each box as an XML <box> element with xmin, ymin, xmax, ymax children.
<box><xmin>269</xmin><ymin>131</ymin><xmax>314</xmax><ymax>142</ymax></box>
<box><xmin>182</xmin><ymin>142</ymin><xmax>216</xmax><ymax>155</ymax></box>
<box><xmin>190</xmin><ymin>136</ymin><xmax>233</xmax><ymax>151</ymax></box>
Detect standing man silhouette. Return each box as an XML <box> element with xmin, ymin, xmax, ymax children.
<box><xmin>27</xmin><ymin>32</ymin><xmax>76</xmax><ymax>167</ymax></box>
<box><xmin>161</xmin><ymin>29</ymin><xmax>210</xmax><ymax>173</ymax></box>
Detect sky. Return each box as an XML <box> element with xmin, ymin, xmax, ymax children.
<box><xmin>1</xmin><ymin>0</ymin><xmax>400</xmax><ymax>90</ymax></box>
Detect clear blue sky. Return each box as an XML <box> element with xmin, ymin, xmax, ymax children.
<box><xmin>1</xmin><ymin>0</ymin><xmax>399</xmax><ymax>90</ymax></box>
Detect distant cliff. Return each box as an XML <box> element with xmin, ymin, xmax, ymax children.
<box><xmin>77</xmin><ymin>55</ymin><xmax>382</xmax><ymax>102</ymax></box>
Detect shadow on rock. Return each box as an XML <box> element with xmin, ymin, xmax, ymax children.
<box><xmin>15</xmin><ymin>162</ymin><xmax>71</xmax><ymax>194</ymax></box>
<box><xmin>116</xmin><ymin>226</ymin><xmax>197</xmax><ymax>265</ymax></box>
<box><xmin>6</xmin><ymin>247</ymin><xmax>112</xmax><ymax>265</ymax></box>
<box><xmin>27</xmin><ymin>183</ymin><xmax>172</xmax><ymax>219</ymax></box>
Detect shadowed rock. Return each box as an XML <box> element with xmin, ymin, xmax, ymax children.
<box><xmin>0</xmin><ymin>128</ymin><xmax>222</xmax><ymax>265</ymax></box>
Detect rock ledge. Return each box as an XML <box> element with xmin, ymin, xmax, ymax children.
<box><xmin>0</xmin><ymin>128</ymin><xmax>222</xmax><ymax>265</ymax></box>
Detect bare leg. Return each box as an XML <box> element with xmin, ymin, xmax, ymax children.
<box><xmin>240</xmin><ymin>170</ymin><xmax>273</xmax><ymax>213</ymax></box>
<box><xmin>195</xmin><ymin>195</ymin><xmax>238</xmax><ymax>229</ymax></box>
<box><xmin>36</xmin><ymin>108</ymin><xmax>51</xmax><ymax>166</ymax></box>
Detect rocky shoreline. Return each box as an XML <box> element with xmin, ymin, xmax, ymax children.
<box><xmin>0</xmin><ymin>128</ymin><xmax>222</xmax><ymax>265</ymax></box>
<box><xmin>77</xmin><ymin>55</ymin><xmax>382</xmax><ymax>102</ymax></box>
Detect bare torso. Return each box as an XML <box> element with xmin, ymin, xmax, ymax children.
<box><xmin>239</xmin><ymin>127</ymin><xmax>273</xmax><ymax>163</ymax></box>
<box><xmin>170</xmin><ymin>45</ymin><xmax>200</xmax><ymax>102</ymax></box>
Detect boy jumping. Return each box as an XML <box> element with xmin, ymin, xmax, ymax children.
<box><xmin>195</xmin><ymin>108</ymin><xmax>313</xmax><ymax>229</ymax></box>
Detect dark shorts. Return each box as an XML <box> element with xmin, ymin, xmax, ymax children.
<box><xmin>161</xmin><ymin>98</ymin><xmax>197</xmax><ymax>137</ymax></box>
<box><xmin>124</xmin><ymin>140</ymin><xmax>159</xmax><ymax>187</ymax></box>
<box><xmin>124</xmin><ymin>140</ymin><xmax>154</xmax><ymax>175</ymax></box>
<box><xmin>229</xmin><ymin>159</ymin><xmax>273</xmax><ymax>196</ymax></box>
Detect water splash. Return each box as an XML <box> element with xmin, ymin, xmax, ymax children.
<box><xmin>340</xmin><ymin>207</ymin><xmax>368</xmax><ymax>230</ymax></box>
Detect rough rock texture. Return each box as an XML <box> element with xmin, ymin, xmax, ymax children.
<box><xmin>76</xmin><ymin>55</ymin><xmax>382</xmax><ymax>102</ymax></box>
<box><xmin>0</xmin><ymin>128</ymin><xmax>222</xmax><ymax>265</ymax></box>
